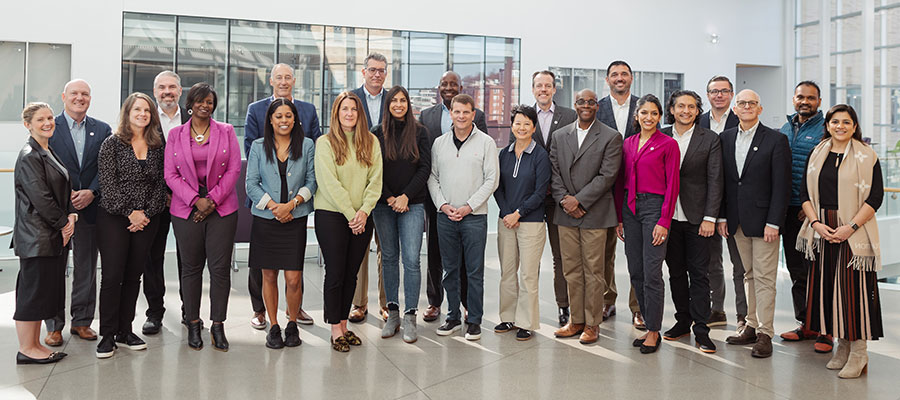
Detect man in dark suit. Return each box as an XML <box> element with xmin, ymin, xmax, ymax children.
<box><xmin>660</xmin><ymin>90</ymin><xmax>723</xmax><ymax>353</ymax></box>
<box><xmin>509</xmin><ymin>70</ymin><xmax>577</xmax><ymax>326</ymax></box>
<box><xmin>142</xmin><ymin>70</ymin><xmax>191</xmax><ymax>335</ymax></box>
<box><xmin>699</xmin><ymin>75</ymin><xmax>745</xmax><ymax>330</ymax></box>
<box><xmin>45</xmin><ymin>79</ymin><xmax>112</xmax><ymax>345</ymax></box>
<box><xmin>718</xmin><ymin>89</ymin><xmax>791</xmax><ymax>359</ymax></box>
<box><xmin>595</xmin><ymin>60</ymin><xmax>642</xmax><ymax>329</ymax></box>
<box><xmin>244</xmin><ymin>63</ymin><xmax>321</xmax><ymax>329</ymax></box>
<box><xmin>347</xmin><ymin>52</ymin><xmax>391</xmax><ymax>323</ymax></box>
<box><xmin>550</xmin><ymin>89</ymin><xmax>622</xmax><ymax>345</ymax></box>
<box><xmin>418</xmin><ymin>71</ymin><xmax>488</xmax><ymax>322</ymax></box>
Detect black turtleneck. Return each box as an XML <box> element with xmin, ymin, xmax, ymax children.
<box><xmin>371</xmin><ymin>120</ymin><xmax>432</xmax><ymax>204</ymax></box>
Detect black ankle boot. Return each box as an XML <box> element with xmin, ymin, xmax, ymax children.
<box><xmin>210</xmin><ymin>323</ymin><xmax>228</xmax><ymax>352</ymax></box>
<box><xmin>187</xmin><ymin>320</ymin><xmax>203</xmax><ymax>350</ymax></box>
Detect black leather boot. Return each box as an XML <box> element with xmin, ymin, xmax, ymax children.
<box><xmin>187</xmin><ymin>320</ymin><xmax>203</xmax><ymax>350</ymax></box>
<box><xmin>211</xmin><ymin>322</ymin><xmax>229</xmax><ymax>352</ymax></box>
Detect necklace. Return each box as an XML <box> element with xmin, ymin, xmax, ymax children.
<box><xmin>191</xmin><ymin>123</ymin><xmax>210</xmax><ymax>143</ymax></box>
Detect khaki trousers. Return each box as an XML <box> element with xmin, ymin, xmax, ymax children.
<box><xmin>352</xmin><ymin>230</ymin><xmax>386</xmax><ymax>309</ymax></box>
<box><xmin>602</xmin><ymin>228</ymin><xmax>640</xmax><ymax>312</ymax></box>
<box><xmin>732</xmin><ymin>226</ymin><xmax>779</xmax><ymax>338</ymax></box>
<box><xmin>558</xmin><ymin>225</ymin><xmax>607</xmax><ymax>326</ymax></box>
<box><xmin>497</xmin><ymin>221</ymin><xmax>545</xmax><ymax>330</ymax></box>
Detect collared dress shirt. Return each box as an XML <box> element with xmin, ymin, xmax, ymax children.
<box><xmin>609</xmin><ymin>94</ymin><xmax>630</xmax><ymax>136</ymax></box>
<box><xmin>63</xmin><ymin>112</ymin><xmax>86</xmax><ymax>165</ymax></box>
<box><xmin>440</xmin><ymin>102</ymin><xmax>452</xmax><ymax>135</ymax></box>
<box><xmin>576</xmin><ymin>120</ymin><xmax>593</xmax><ymax>148</ymax></box>
<box><xmin>718</xmin><ymin>120</ymin><xmax>779</xmax><ymax>230</ymax></box>
<box><xmin>537</xmin><ymin>103</ymin><xmax>555</xmax><ymax>144</ymax></box>
<box><xmin>158</xmin><ymin>106</ymin><xmax>182</xmax><ymax>140</ymax></box>
<box><xmin>709</xmin><ymin>109</ymin><xmax>731</xmax><ymax>134</ymax></box>
<box><xmin>366</xmin><ymin>88</ymin><xmax>384</xmax><ymax>126</ymax></box>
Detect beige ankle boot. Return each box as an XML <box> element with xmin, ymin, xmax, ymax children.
<box><xmin>827</xmin><ymin>338</ymin><xmax>851</xmax><ymax>370</ymax></box>
<box><xmin>838</xmin><ymin>340</ymin><xmax>868</xmax><ymax>378</ymax></box>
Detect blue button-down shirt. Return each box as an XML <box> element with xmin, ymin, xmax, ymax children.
<box><xmin>440</xmin><ymin>102</ymin><xmax>452</xmax><ymax>136</ymax></box>
<box><xmin>63</xmin><ymin>111</ymin><xmax>86</xmax><ymax>165</ymax></box>
<box><xmin>365</xmin><ymin>89</ymin><xmax>384</xmax><ymax>126</ymax></box>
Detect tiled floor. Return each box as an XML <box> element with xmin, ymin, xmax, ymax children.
<box><xmin>0</xmin><ymin>239</ymin><xmax>898</xmax><ymax>400</ymax></box>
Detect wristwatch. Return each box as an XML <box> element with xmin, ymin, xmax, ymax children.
<box><xmin>850</xmin><ymin>222</ymin><xmax>860</xmax><ymax>231</ymax></box>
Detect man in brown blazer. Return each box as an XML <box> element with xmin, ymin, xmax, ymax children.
<box><xmin>549</xmin><ymin>89</ymin><xmax>623</xmax><ymax>345</ymax></box>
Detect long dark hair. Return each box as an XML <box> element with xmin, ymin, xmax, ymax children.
<box><xmin>263</xmin><ymin>98</ymin><xmax>305</xmax><ymax>162</ymax></box>
<box><xmin>823</xmin><ymin>104</ymin><xmax>863</xmax><ymax>143</ymax></box>
<box><xmin>631</xmin><ymin>94</ymin><xmax>663</xmax><ymax>134</ymax></box>
<box><xmin>381</xmin><ymin>86</ymin><xmax>420</xmax><ymax>162</ymax></box>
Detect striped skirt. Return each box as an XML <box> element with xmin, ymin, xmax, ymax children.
<box><xmin>805</xmin><ymin>209</ymin><xmax>883</xmax><ymax>341</ymax></box>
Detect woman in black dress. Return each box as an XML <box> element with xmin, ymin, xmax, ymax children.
<box><xmin>13</xmin><ymin>102</ymin><xmax>76</xmax><ymax>365</ymax></box>
<box><xmin>245</xmin><ymin>98</ymin><xmax>317</xmax><ymax>349</ymax></box>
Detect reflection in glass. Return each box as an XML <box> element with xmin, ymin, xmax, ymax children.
<box><xmin>485</xmin><ymin>37</ymin><xmax>519</xmax><ymax>146</ymax></box>
<box><xmin>551</xmin><ymin>67</ymin><xmax>573</xmax><ymax>108</ymax></box>
<box><xmin>0</xmin><ymin>41</ymin><xmax>25</xmax><ymax>120</ymax></box>
<box><xmin>407</xmin><ymin>32</ymin><xmax>447</xmax><ymax>116</ymax></box>
<box><xmin>450</xmin><ymin>35</ymin><xmax>485</xmax><ymax>111</ymax></box>
<box><xmin>177</xmin><ymin>17</ymin><xmax>228</xmax><ymax>121</ymax></box>
<box><xmin>367</xmin><ymin>29</ymin><xmax>405</xmax><ymax>89</ymax></box>
<box><xmin>227</xmin><ymin>20</ymin><xmax>277</xmax><ymax>131</ymax></box>
<box><xmin>27</xmin><ymin>43</ymin><xmax>71</xmax><ymax>114</ymax></box>
<box><xmin>121</xmin><ymin>13</ymin><xmax>176</xmax><ymax>103</ymax></box>
<box><xmin>324</xmin><ymin>26</ymin><xmax>367</xmax><ymax>128</ymax></box>
<box><xmin>279</xmin><ymin>24</ymin><xmax>325</xmax><ymax>125</ymax></box>
<box><xmin>663</xmin><ymin>73</ymin><xmax>684</xmax><ymax>105</ymax></box>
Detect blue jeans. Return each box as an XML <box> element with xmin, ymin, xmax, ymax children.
<box><xmin>371</xmin><ymin>203</ymin><xmax>425</xmax><ymax>313</ymax></box>
<box><xmin>436</xmin><ymin>214</ymin><xmax>487</xmax><ymax>325</ymax></box>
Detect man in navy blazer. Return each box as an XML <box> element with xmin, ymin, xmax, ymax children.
<box><xmin>351</xmin><ymin>52</ymin><xmax>390</xmax><ymax>130</ymax></box>
<box><xmin>417</xmin><ymin>70</ymin><xmax>488</xmax><ymax>322</ymax></box>
<box><xmin>244</xmin><ymin>63</ymin><xmax>321</xmax><ymax>329</ymax></box>
<box><xmin>45</xmin><ymin>79</ymin><xmax>112</xmax><ymax>345</ymax></box>
<box><xmin>717</xmin><ymin>89</ymin><xmax>790</xmax><ymax>358</ymax></box>
<box><xmin>594</xmin><ymin>60</ymin><xmax>642</xmax><ymax>328</ymax></box>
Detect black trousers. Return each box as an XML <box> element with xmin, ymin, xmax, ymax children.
<box><xmin>172</xmin><ymin>212</ymin><xmax>237</xmax><ymax>323</ymax></box>
<box><xmin>782</xmin><ymin>205</ymin><xmax>809</xmax><ymax>324</ymax></box>
<box><xmin>97</xmin><ymin>209</ymin><xmax>160</xmax><ymax>337</ymax></box>
<box><xmin>142</xmin><ymin>209</ymin><xmax>185</xmax><ymax>320</ymax></box>
<box><xmin>316</xmin><ymin>210</ymin><xmax>373</xmax><ymax>324</ymax></box>
<box><xmin>424</xmin><ymin>199</ymin><xmax>468</xmax><ymax>309</ymax></box>
<box><xmin>665</xmin><ymin>220</ymin><xmax>712</xmax><ymax>336</ymax></box>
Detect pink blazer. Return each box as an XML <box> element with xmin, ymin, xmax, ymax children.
<box><xmin>164</xmin><ymin>118</ymin><xmax>241</xmax><ymax>219</ymax></box>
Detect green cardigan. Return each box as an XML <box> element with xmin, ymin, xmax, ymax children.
<box><xmin>314</xmin><ymin>131</ymin><xmax>383</xmax><ymax>221</ymax></box>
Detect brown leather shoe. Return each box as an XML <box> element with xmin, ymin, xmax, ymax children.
<box><xmin>579</xmin><ymin>325</ymin><xmax>599</xmax><ymax>344</ymax></box>
<box><xmin>726</xmin><ymin>326</ymin><xmax>758</xmax><ymax>345</ymax></box>
<box><xmin>44</xmin><ymin>331</ymin><xmax>63</xmax><ymax>347</ymax></box>
<box><xmin>632</xmin><ymin>312</ymin><xmax>646</xmax><ymax>330</ymax></box>
<box><xmin>348</xmin><ymin>306</ymin><xmax>367</xmax><ymax>323</ymax></box>
<box><xmin>751</xmin><ymin>333</ymin><xmax>773</xmax><ymax>358</ymax></box>
<box><xmin>602</xmin><ymin>304</ymin><xmax>617</xmax><ymax>321</ymax></box>
<box><xmin>380</xmin><ymin>307</ymin><xmax>390</xmax><ymax>322</ymax></box>
<box><xmin>70</xmin><ymin>326</ymin><xmax>98</xmax><ymax>341</ymax></box>
<box><xmin>554</xmin><ymin>323</ymin><xmax>585</xmax><ymax>338</ymax></box>
<box><xmin>423</xmin><ymin>305</ymin><xmax>439</xmax><ymax>322</ymax></box>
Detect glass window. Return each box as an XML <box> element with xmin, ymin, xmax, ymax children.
<box><xmin>573</xmin><ymin>68</ymin><xmax>596</xmax><ymax>94</ymax></box>
<box><xmin>797</xmin><ymin>0</ymin><xmax>821</xmax><ymax>24</ymax></box>
<box><xmin>796</xmin><ymin>56</ymin><xmax>821</xmax><ymax>82</ymax></box>
<box><xmin>407</xmin><ymin>32</ymin><xmax>447</xmax><ymax>116</ymax></box>
<box><xmin>663</xmin><ymin>73</ymin><xmax>684</xmax><ymax>104</ymax></box>
<box><xmin>796</xmin><ymin>25</ymin><xmax>820</xmax><ymax>57</ymax></box>
<box><xmin>596</xmin><ymin>69</ymin><xmax>611</xmax><ymax>98</ymax></box>
<box><xmin>26</xmin><ymin>43</ymin><xmax>71</xmax><ymax>114</ymax></box>
<box><xmin>177</xmin><ymin>17</ymin><xmax>228</xmax><ymax>121</ymax></box>
<box><xmin>639</xmin><ymin>72</ymin><xmax>663</xmax><ymax>99</ymax></box>
<box><xmin>832</xmin><ymin>16</ymin><xmax>863</xmax><ymax>52</ymax></box>
<box><xmin>484</xmin><ymin>37</ymin><xmax>519</xmax><ymax>146</ymax></box>
<box><xmin>550</xmin><ymin>67</ymin><xmax>573</xmax><ymax>109</ymax></box>
<box><xmin>449</xmin><ymin>35</ymin><xmax>485</xmax><ymax>111</ymax></box>
<box><xmin>367</xmin><ymin>29</ymin><xmax>405</xmax><ymax>90</ymax></box>
<box><xmin>279</xmin><ymin>24</ymin><xmax>325</xmax><ymax>125</ymax></box>
<box><xmin>227</xmin><ymin>20</ymin><xmax>277</xmax><ymax>136</ymax></box>
<box><xmin>324</xmin><ymin>26</ymin><xmax>367</xmax><ymax>128</ymax></box>
<box><xmin>121</xmin><ymin>13</ymin><xmax>175</xmax><ymax>103</ymax></box>
<box><xmin>0</xmin><ymin>41</ymin><xmax>25</xmax><ymax>120</ymax></box>
<box><xmin>833</xmin><ymin>0</ymin><xmax>863</xmax><ymax>15</ymax></box>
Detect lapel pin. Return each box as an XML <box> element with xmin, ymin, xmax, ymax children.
<box><xmin>89</xmin><ymin>132</ymin><xmax>94</xmax><ymax>136</ymax></box>
<box><xmin>753</xmin><ymin>146</ymin><xmax>758</xmax><ymax>151</ymax></box>
<box><xmin>554</xmin><ymin>121</ymin><xmax>558</xmax><ymax>124</ymax></box>
<box><xmin>650</xmin><ymin>147</ymin><xmax>655</xmax><ymax>151</ymax></box>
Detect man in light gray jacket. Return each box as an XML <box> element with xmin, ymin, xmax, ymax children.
<box><xmin>427</xmin><ymin>94</ymin><xmax>499</xmax><ymax>342</ymax></box>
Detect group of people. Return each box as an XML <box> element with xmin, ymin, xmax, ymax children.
<box><xmin>11</xmin><ymin>54</ymin><xmax>883</xmax><ymax>379</ymax></box>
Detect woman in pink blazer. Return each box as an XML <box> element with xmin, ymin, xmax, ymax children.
<box><xmin>164</xmin><ymin>83</ymin><xmax>241</xmax><ymax>352</ymax></box>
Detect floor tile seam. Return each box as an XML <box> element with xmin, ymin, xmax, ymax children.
<box><xmin>371</xmin><ymin>337</ymin><xmax>429</xmax><ymax>394</ymax></box>
<box><xmin>663</xmin><ymin>344</ymin><xmax>792</xmax><ymax>400</ymax></box>
<box><xmin>414</xmin><ymin>338</ymin><xmax>545</xmax><ymax>392</ymax></box>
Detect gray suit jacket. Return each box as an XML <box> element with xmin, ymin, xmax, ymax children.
<box><xmin>661</xmin><ymin>125</ymin><xmax>723</xmax><ymax>225</ymax></box>
<box><xmin>549</xmin><ymin>121</ymin><xmax>623</xmax><ymax>229</ymax></box>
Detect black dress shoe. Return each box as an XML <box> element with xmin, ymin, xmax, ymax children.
<box><xmin>187</xmin><ymin>321</ymin><xmax>203</xmax><ymax>350</ymax></box>
<box><xmin>283</xmin><ymin>321</ymin><xmax>302</xmax><ymax>347</ymax></box>
<box><xmin>633</xmin><ymin>337</ymin><xmax>646</xmax><ymax>347</ymax></box>
<box><xmin>663</xmin><ymin>322</ymin><xmax>692</xmax><ymax>341</ymax></box>
<box><xmin>558</xmin><ymin>307</ymin><xmax>570</xmax><ymax>327</ymax></box>
<box><xmin>210</xmin><ymin>323</ymin><xmax>228</xmax><ymax>352</ymax></box>
<box><xmin>266</xmin><ymin>324</ymin><xmax>285</xmax><ymax>349</ymax></box>
<box><xmin>16</xmin><ymin>351</ymin><xmax>67</xmax><ymax>365</ymax></box>
<box><xmin>695</xmin><ymin>334</ymin><xmax>717</xmax><ymax>353</ymax></box>
<box><xmin>96</xmin><ymin>336</ymin><xmax>117</xmax><ymax>359</ymax></box>
<box><xmin>640</xmin><ymin>335</ymin><xmax>662</xmax><ymax>354</ymax></box>
<box><xmin>142</xmin><ymin>318</ymin><xmax>162</xmax><ymax>335</ymax></box>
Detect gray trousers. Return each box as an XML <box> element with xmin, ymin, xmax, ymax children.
<box><xmin>45</xmin><ymin>218</ymin><xmax>99</xmax><ymax>331</ymax></box>
<box><xmin>622</xmin><ymin>194</ymin><xmax>667</xmax><ymax>332</ymax></box>
<box><xmin>708</xmin><ymin>233</ymin><xmax>748</xmax><ymax>316</ymax></box>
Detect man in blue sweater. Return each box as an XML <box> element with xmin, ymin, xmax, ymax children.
<box><xmin>778</xmin><ymin>81</ymin><xmax>830</xmax><ymax>352</ymax></box>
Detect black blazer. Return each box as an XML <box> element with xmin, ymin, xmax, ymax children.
<box><xmin>699</xmin><ymin>110</ymin><xmax>739</xmax><ymax>131</ymax></box>
<box><xmin>48</xmin><ymin>112</ymin><xmax>112</xmax><ymax>224</ymax></box>
<box><xmin>352</xmin><ymin>86</ymin><xmax>389</xmax><ymax>130</ymax></box>
<box><xmin>661</xmin><ymin>125</ymin><xmax>723</xmax><ymax>225</ymax></box>
<box><xmin>507</xmin><ymin>102</ymin><xmax>577</xmax><ymax>151</ymax></box>
<box><xmin>597</xmin><ymin>94</ymin><xmax>639</xmax><ymax>138</ymax></box>
<box><xmin>418</xmin><ymin>103</ymin><xmax>488</xmax><ymax>146</ymax></box>
<box><xmin>719</xmin><ymin>123</ymin><xmax>791</xmax><ymax>237</ymax></box>
<box><xmin>13</xmin><ymin>137</ymin><xmax>77</xmax><ymax>258</ymax></box>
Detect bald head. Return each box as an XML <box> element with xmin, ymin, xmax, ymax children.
<box><xmin>735</xmin><ymin>89</ymin><xmax>760</xmax><ymax>103</ymax></box>
<box><xmin>439</xmin><ymin>71</ymin><xmax>462</xmax><ymax>106</ymax></box>
<box><xmin>733</xmin><ymin>89</ymin><xmax>762</xmax><ymax>127</ymax></box>
<box><xmin>62</xmin><ymin>79</ymin><xmax>91</xmax><ymax>121</ymax></box>
<box><xmin>270</xmin><ymin>64</ymin><xmax>295</xmax><ymax>99</ymax></box>
<box><xmin>441</xmin><ymin>71</ymin><xmax>461</xmax><ymax>82</ymax></box>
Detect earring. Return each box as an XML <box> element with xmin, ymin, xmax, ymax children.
<box><xmin>188</xmin><ymin>109</ymin><xmax>193</xmax><ymax>115</ymax></box>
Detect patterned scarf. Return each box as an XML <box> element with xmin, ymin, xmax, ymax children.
<box><xmin>796</xmin><ymin>138</ymin><xmax>881</xmax><ymax>271</ymax></box>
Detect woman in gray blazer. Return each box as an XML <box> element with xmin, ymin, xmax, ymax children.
<box><xmin>245</xmin><ymin>98</ymin><xmax>317</xmax><ymax>349</ymax></box>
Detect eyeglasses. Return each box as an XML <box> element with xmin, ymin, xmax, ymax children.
<box><xmin>735</xmin><ymin>100</ymin><xmax>759</xmax><ymax>108</ymax></box>
<box><xmin>366</xmin><ymin>67</ymin><xmax>386</xmax><ymax>76</ymax></box>
<box><xmin>708</xmin><ymin>89</ymin><xmax>733</xmax><ymax>95</ymax></box>
<box><xmin>574</xmin><ymin>99</ymin><xmax>599</xmax><ymax>106</ymax></box>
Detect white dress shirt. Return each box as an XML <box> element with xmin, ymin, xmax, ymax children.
<box><xmin>158</xmin><ymin>106</ymin><xmax>182</xmax><ymax>140</ymax></box>
<box><xmin>576</xmin><ymin>120</ymin><xmax>593</xmax><ymax>148</ymax></box>
<box><xmin>609</xmin><ymin>94</ymin><xmax>630</xmax><ymax>136</ymax></box>
<box><xmin>709</xmin><ymin>109</ymin><xmax>731</xmax><ymax>134</ymax></box>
